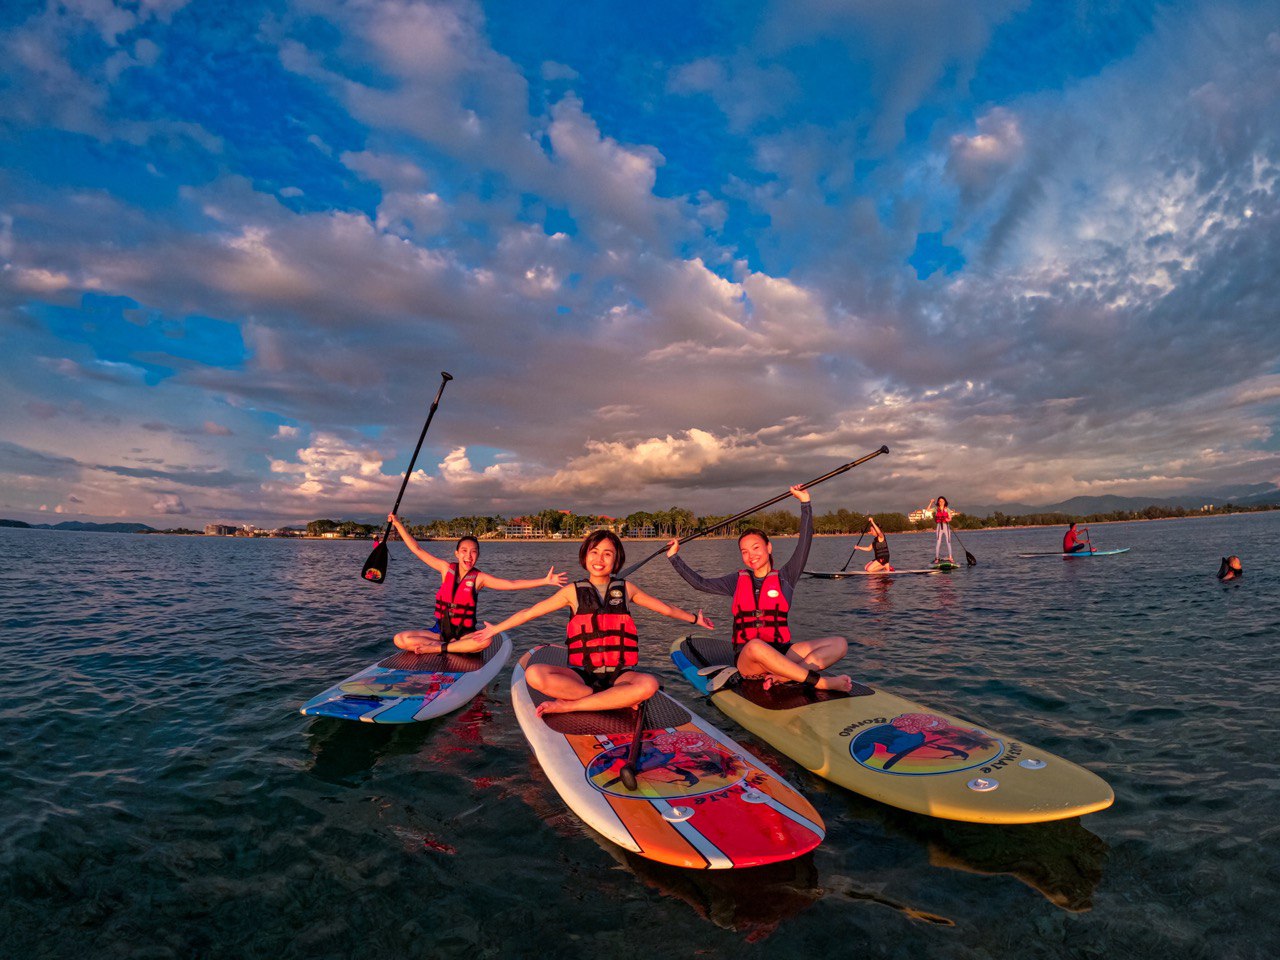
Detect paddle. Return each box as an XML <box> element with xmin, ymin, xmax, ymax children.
<box><xmin>951</xmin><ymin>528</ymin><xmax>978</xmax><ymax>567</ymax></box>
<box><xmin>618</xmin><ymin>696</ymin><xmax>649</xmax><ymax>791</ymax></box>
<box><xmin>361</xmin><ymin>371</ymin><xmax>454</xmax><ymax>583</ymax></box>
<box><xmin>618</xmin><ymin>445</ymin><xmax>890</xmax><ymax>579</ymax></box>
<box><xmin>839</xmin><ymin>523</ymin><xmax>872</xmax><ymax>572</ymax></box>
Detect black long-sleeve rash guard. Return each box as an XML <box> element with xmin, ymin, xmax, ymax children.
<box><xmin>669</xmin><ymin>502</ymin><xmax>813</xmax><ymax>607</ymax></box>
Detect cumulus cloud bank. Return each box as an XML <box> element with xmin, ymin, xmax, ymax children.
<box><xmin>0</xmin><ymin>0</ymin><xmax>1277</xmax><ymax>527</ymax></box>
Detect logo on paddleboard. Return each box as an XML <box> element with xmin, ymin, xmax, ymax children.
<box><xmin>849</xmin><ymin>712</ymin><xmax>1004</xmax><ymax>776</ymax></box>
<box><xmin>586</xmin><ymin>730</ymin><xmax>748</xmax><ymax>799</ymax></box>
<box><xmin>340</xmin><ymin>671</ymin><xmax>458</xmax><ymax>701</ymax></box>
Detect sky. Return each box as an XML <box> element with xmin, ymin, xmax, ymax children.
<box><xmin>1</xmin><ymin>0</ymin><xmax>1279</xmax><ymax>528</ymax></box>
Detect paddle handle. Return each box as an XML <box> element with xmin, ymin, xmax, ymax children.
<box><xmin>378</xmin><ymin>372</ymin><xmax>453</xmax><ymax>543</ymax></box>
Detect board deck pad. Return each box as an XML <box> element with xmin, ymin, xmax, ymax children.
<box><xmin>683</xmin><ymin>637</ymin><xmax>873</xmax><ymax>709</ymax></box>
<box><xmin>300</xmin><ymin>633</ymin><xmax>511</xmax><ymax>724</ymax></box>
<box><xmin>512</xmin><ymin>644</ymin><xmax>824</xmax><ymax>869</ymax></box>
<box><xmin>671</xmin><ymin>636</ymin><xmax>1113</xmax><ymax>825</ymax></box>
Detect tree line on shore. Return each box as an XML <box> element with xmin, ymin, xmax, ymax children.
<box><xmin>303</xmin><ymin>500</ymin><xmax>1278</xmax><ymax>540</ymax></box>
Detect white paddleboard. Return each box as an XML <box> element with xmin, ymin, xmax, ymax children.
<box><xmin>300</xmin><ymin>633</ymin><xmax>511</xmax><ymax>723</ymax></box>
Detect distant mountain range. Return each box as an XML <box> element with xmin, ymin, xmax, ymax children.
<box><xmin>0</xmin><ymin>519</ymin><xmax>157</xmax><ymax>533</ymax></box>
<box><xmin>967</xmin><ymin>483</ymin><xmax>1280</xmax><ymax>517</ymax></box>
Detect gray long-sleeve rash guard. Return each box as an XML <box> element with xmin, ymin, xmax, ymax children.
<box><xmin>669</xmin><ymin>502</ymin><xmax>813</xmax><ymax>607</ymax></box>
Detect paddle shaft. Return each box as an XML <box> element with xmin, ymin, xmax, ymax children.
<box><xmin>840</xmin><ymin>524</ymin><xmax>871</xmax><ymax>572</ymax></box>
<box><xmin>618</xmin><ymin>697</ymin><xmax>649</xmax><ymax>791</ymax></box>
<box><xmin>376</xmin><ymin>372</ymin><xmax>453</xmax><ymax>545</ymax></box>
<box><xmin>950</xmin><ymin>527</ymin><xmax>978</xmax><ymax>567</ymax></box>
<box><xmin>618</xmin><ymin>445</ymin><xmax>889</xmax><ymax>578</ymax></box>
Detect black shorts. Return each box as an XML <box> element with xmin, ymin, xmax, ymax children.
<box><xmin>573</xmin><ymin>667</ymin><xmax>633</xmax><ymax>692</ymax></box>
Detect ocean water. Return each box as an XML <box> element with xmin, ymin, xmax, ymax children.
<box><xmin>1</xmin><ymin>513</ymin><xmax>1276</xmax><ymax>959</ymax></box>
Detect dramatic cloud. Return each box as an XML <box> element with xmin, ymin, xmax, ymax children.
<box><xmin>0</xmin><ymin>0</ymin><xmax>1277</xmax><ymax>527</ymax></box>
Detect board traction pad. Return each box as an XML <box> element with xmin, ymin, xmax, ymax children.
<box><xmin>525</xmin><ymin>644</ymin><xmax>691</xmax><ymax>735</ymax></box>
<box><xmin>376</xmin><ymin>641</ymin><xmax>499</xmax><ymax>674</ymax></box>
<box><xmin>682</xmin><ymin>636</ymin><xmax>873</xmax><ymax>708</ymax></box>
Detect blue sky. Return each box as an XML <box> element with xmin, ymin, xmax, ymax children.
<box><xmin>1</xmin><ymin>0</ymin><xmax>1278</xmax><ymax>527</ymax></box>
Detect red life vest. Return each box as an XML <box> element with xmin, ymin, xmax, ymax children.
<box><xmin>434</xmin><ymin>563</ymin><xmax>480</xmax><ymax>642</ymax></box>
<box><xmin>566</xmin><ymin>579</ymin><xmax>639</xmax><ymax>677</ymax></box>
<box><xmin>731</xmin><ymin>570</ymin><xmax>791</xmax><ymax>650</ymax></box>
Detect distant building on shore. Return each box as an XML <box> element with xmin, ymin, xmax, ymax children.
<box><xmin>498</xmin><ymin>522</ymin><xmax>537</xmax><ymax>538</ymax></box>
<box><xmin>204</xmin><ymin>523</ymin><xmax>237</xmax><ymax>536</ymax></box>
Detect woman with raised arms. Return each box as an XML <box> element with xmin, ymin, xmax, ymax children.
<box><xmin>666</xmin><ymin>486</ymin><xmax>852</xmax><ymax>693</ymax></box>
<box><xmin>464</xmin><ymin>530</ymin><xmax>713</xmax><ymax>716</ymax></box>
<box><xmin>387</xmin><ymin>513</ymin><xmax>567</xmax><ymax>655</ymax></box>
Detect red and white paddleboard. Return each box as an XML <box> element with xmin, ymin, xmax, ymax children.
<box><xmin>511</xmin><ymin>645</ymin><xmax>824</xmax><ymax>869</ymax></box>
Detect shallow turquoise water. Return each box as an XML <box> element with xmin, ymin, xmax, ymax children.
<box><xmin>2</xmin><ymin>514</ymin><xmax>1277</xmax><ymax>958</ymax></box>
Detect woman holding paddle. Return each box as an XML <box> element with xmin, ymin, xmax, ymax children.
<box><xmin>1062</xmin><ymin>522</ymin><xmax>1092</xmax><ymax>554</ymax></box>
<box><xmin>386</xmin><ymin>514</ymin><xmax>567</xmax><ymax>655</ymax></box>
<box><xmin>925</xmin><ymin>496</ymin><xmax>955</xmax><ymax>564</ymax></box>
<box><xmin>666</xmin><ymin>486</ymin><xmax>853</xmax><ymax>693</ymax></box>
<box><xmin>849</xmin><ymin>516</ymin><xmax>894</xmax><ymax>572</ymax></box>
<box><xmin>463</xmin><ymin>531</ymin><xmax>713</xmax><ymax>716</ymax></box>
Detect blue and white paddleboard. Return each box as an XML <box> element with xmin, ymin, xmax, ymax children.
<box><xmin>300</xmin><ymin>633</ymin><xmax>511</xmax><ymax>723</ymax></box>
<box><xmin>1018</xmin><ymin>548</ymin><xmax>1131</xmax><ymax>558</ymax></box>
<box><xmin>805</xmin><ymin>568</ymin><xmax>939</xmax><ymax>579</ymax></box>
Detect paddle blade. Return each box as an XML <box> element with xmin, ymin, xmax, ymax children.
<box><xmin>965</xmin><ymin>550</ymin><xmax>978</xmax><ymax>567</ymax></box>
<box><xmin>361</xmin><ymin>540</ymin><xmax>389</xmax><ymax>583</ymax></box>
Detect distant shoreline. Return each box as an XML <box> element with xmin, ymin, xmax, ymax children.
<box><xmin>1</xmin><ymin>509</ymin><xmax>1266</xmax><ymax>540</ymax></box>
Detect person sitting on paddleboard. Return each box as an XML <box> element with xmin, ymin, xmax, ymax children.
<box><xmin>386</xmin><ymin>513</ymin><xmax>568</xmax><ymax>655</ymax></box>
<box><xmin>850</xmin><ymin>516</ymin><xmax>894</xmax><ymax>572</ymax></box>
<box><xmin>1218</xmin><ymin>555</ymin><xmax>1243</xmax><ymax>581</ymax></box>
<box><xmin>925</xmin><ymin>496</ymin><xmax>955</xmax><ymax>564</ymax></box>
<box><xmin>1062</xmin><ymin>522</ymin><xmax>1091</xmax><ymax>555</ymax></box>
<box><xmin>666</xmin><ymin>485</ymin><xmax>852</xmax><ymax>694</ymax></box>
<box><xmin>463</xmin><ymin>530</ymin><xmax>713</xmax><ymax>716</ymax></box>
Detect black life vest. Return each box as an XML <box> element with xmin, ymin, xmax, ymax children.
<box><xmin>565</xmin><ymin>579</ymin><xmax>639</xmax><ymax>677</ymax></box>
<box><xmin>434</xmin><ymin>563</ymin><xmax>480</xmax><ymax>642</ymax></box>
<box><xmin>730</xmin><ymin>570</ymin><xmax>791</xmax><ymax>650</ymax></box>
<box><xmin>873</xmin><ymin>538</ymin><xmax>891</xmax><ymax>564</ymax></box>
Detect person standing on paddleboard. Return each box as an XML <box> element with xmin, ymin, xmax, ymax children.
<box><xmin>1062</xmin><ymin>522</ymin><xmax>1091</xmax><ymax>555</ymax></box>
<box><xmin>666</xmin><ymin>486</ymin><xmax>853</xmax><ymax>693</ymax></box>
<box><xmin>463</xmin><ymin>531</ymin><xmax>713</xmax><ymax>716</ymax></box>
<box><xmin>386</xmin><ymin>513</ymin><xmax>567</xmax><ymax>655</ymax></box>
<box><xmin>849</xmin><ymin>516</ymin><xmax>894</xmax><ymax>572</ymax></box>
<box><xmin>925</xmin><ymin>496</ymin><xmax>955</xmax><ymax>564</ymax></box>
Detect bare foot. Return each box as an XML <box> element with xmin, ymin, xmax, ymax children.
<box><xmin>817</xmin><ymin>674</ymin><xmax>854</xmax><ymax>692</ymax></box>
<box><xmin>535</xmin><ymin>698</ymin><xmax>581</xmax><ymax>717</ymax></box>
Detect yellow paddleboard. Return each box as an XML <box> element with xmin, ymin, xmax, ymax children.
<box><xmin>672</xmin><ymin>636</ymin><xmax>1113</xmax><ymax>825</ymax></box>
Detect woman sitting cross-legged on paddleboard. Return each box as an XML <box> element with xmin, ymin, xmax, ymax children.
<box><xmin>666</xmin><ymin>485</ymin><xmax>853</xmax><ymax>694</ymax></box>
<box><xmin>849</xmin><ymin>516</ymin><xmax>894</xmax><ymax>572</ymax></box>
<box><xmin>463</xmin><ymin>530</ymin><xmax>713</xmax><ymax>716</ymax></box>
<box><xmin>925</xmin><ymin>496</ymin><xmax>955</xmax><ymax>564</ymax></box>
<box><xmin>1062</xmin><ymin>522</ymin><xmax>1091</xmax><ymax>555</ymax></box>
<box><xmin>386</xmin><ymin>513</ymin><xmax>568</xmax><ymax>655</ymax></box>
